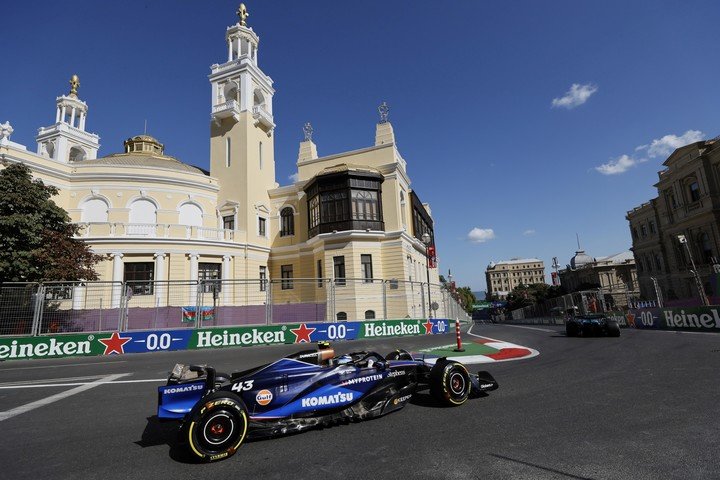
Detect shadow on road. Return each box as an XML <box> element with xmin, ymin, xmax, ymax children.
<box><xmin>135</xmin><ymin>416</ymin><xmax>198</xmax><ymax>463</ymax></box>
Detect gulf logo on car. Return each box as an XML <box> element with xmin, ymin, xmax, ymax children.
<box><xmin>256</xmin><ymin>389</ymin><xmax>273</xmax><ymax>406</ymax></box>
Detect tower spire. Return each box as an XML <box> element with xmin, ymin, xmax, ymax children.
<box><xmin>69</xmin><ymin>74</ymin><xmax>80</xmax><ymax>98</ymax></box>
<box><xmin>237</xmin><ymin>3</ymin><xmax>249</xmax><ymax>26</ymax></box>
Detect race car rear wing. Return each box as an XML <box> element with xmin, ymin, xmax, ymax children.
<box><xmin>157</xmin><ymin>364</ymin><xmax>216</xmax><ymax>420</ymax></box>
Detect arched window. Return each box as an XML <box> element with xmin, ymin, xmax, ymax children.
<box><xmin>336</xmin><ymin>312</ymin><xmax>347</xmax><ymax>321</ymax></box>
<box><xmin>280</xmin><ymin>207</ymin><xmax>294</xmax><ymax>237</ymax></box>
<box><xmin>69</xmin><ymin>146</ymin><xmax>86</xmax><ymax>162</ymax></box>
<box><xmin>128</xmin><ymin>199</ymin><xmax>157</xmax><ymax>236</ymax></box>
<box><xmin>686</xmin><ymin>176</ymin><xmax>701</xmax><ymax>202</ymax></box>
<box><xmin>179</xmin><ymin>203</ymin><xmax>203</xmax><ymax>227</ymax></box>
<box><xmin>364</xmin><ymin>310</ymin><xmax>375</xmax><ymax>320</ymax></box>
<box><xmin>80</xmin><ymin>198</ymin><xmax>109</xmax><ymax>223</ymax></box>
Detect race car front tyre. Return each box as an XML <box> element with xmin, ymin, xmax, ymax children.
<box><xmin>186</xmin><ymin>391</ymin><xmax>249</xmax><ymax>462</ymax></box>
<box><xmin>429</xmin><ymin>359</ymin><xmax>471</xmax><ymax>407</ymax></box>
<box><xmin>566</xmin><ymin>324</ymin><xmax>578</xmax><ymax>337</ymax></box>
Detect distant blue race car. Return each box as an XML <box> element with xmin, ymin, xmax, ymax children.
<box><xmin>565</xmin><ymin>314</ymin><xmax>621</xmax><ymax>337</ymax></box>
<box><xmin>157</xmin><ymin>342</ymin><xmax>498</xmax><ymax>462</ymax></box>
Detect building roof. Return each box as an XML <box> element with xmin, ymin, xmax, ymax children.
<box><xmin>569</xmin><ymin>250</ymin><xmax>594</xmax><ymax>269</ymax></box>
<box><xmin>77</xmin><ymin>153</ymin><xmax>208</xmax><ymax>175</ymax></box>
<box><xmin>596</xmin><ymin>251</ymin><xmax>634</xmax><ymax>265</ymax></box>
<box><xmin>487</xmin><ymin>258</ymin><xmax>543</xmax><ymax>269</ymax></box>
<box><xmin>316</xmin><ymin>163</ymin><xmax>382</xmax><ymax>177</ymax></box>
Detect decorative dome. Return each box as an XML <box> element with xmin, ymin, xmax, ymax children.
<box><xmin>570</xmin><ymin>250</ymin><xmax>594</xmax><ymax>269</ymax></box>
<box><xmin>124</xmin><ymin>135</ymin><xmax>164</xmax><ymax>155</ymax></box>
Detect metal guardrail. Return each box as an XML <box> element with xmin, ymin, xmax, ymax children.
<box><xmin>0</xmin><ymin>278</ymin><xmax>470</xmax><ymax>336</ymax></box>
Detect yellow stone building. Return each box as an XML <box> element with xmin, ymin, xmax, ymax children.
<box><xmin>0</xmin><ymin>6</ymin><xmax>444</xmax><ymax>323</ymax></box>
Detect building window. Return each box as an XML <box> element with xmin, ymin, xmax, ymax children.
<box><xmin>281</xmin><ymin>264</ymin><xmax>293</xmax><ymax>290</ymax></box>
<box><xmin>700</xmin><ymin>232</ymin><xmax>713</xmax><ymax>263</ymax></box>
<box><xmin>351</xmin><ymin>190</ymin><xmax>380</xmax><ymax>221</ymax></box>
<box><xmin>309</xmin><ymin>195</ymin><xmax>320</xmax><ymax>231</ymax></box>
<box><xmin>654</xmin><ymin>253</ymin><xmax>662</xmax><ymax>271</ymax></box>
<box><xmin>258</xmin><ymin>217</ymin><xmax>266</xmax><ymax>237</ymax></box>
<box><xmin>124</xmin><ymin>262</ymin><xmax>154</xmax><ymax>295</ymax></box>
<box><xmin>632</xmin><ymin>227</ymin><xmax>638</xmax><ymax>240</ymax></box>
<box><xmin>226</xmin><ymin>138</ymin><xmax>231</xmax><ymax>167</ymax></box>
<box><xmin>640</xmin><ymin>225</ymin><xmax>647</xmax><ymax>237</ymax></box>
<box><xmin>333</xmin><ymin>256</ymin><xmax>346</xmax><ymax>286</ymax></box>
<box><xmin>199</xmin><ymin>263</ymin><xmax>222</xmax><ymax>293</ymax></box>
<box><xmin>649</xmin><ymin>221</ymin><xmax>656</xmax><ymax>234</ymax></box>
<box><xmin>361</xmin><ymin>254</ymin><xmax>373</xmax><ymax>283</ymax></box>
<box><xmin>317</xmin><ymin>259</ymin><xmax>323</xmax><ymax>288</ymax></box>
<box><xmin>336</xmin><ymin>312</ymin><xmax>347</xmax><ymax>321</ymax></box>
<box><xmin>223</xmin><ymin>215</ymin><xmax>235</xmax><ymax>231</ymax></box>
<box><xmin>280</xmin><ymin>207</ymin><xmax>294</xmax><ymax>237</ymax></box>
<box><xmin>688</xmin><ymin>180</ymin><xmax>700</xmax><ymax>202</ymax></box>
<box><xmin>365</xmin><ymin>310</ymin><xmax>375</xmax><ymax>320</ymax></box>
<box><xmin>259</xmin><ymin>266</ymin><xmax>267</xmax><ymax>291</ymax></box>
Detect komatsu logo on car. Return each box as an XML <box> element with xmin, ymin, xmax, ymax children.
<box><xmin>163</xmin><ymin>384</ymin><xmax>204</xmax><ymax>394</ymax></box>
<box><xmin>301</xmin><ymin>392</ymin><xmax>354</xmax><ymax>407</ymax></box>
<box><xmin>342</xmin><ymin>374</ymin><xmax>382</xmax><ymax>386</ymax></box>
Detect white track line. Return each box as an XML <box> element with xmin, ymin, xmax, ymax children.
<box><xmin>0</xmin><ymin>361</ymin><xmax>127</xmax><ymax>372</ymax></box>
<box><xmin>0</xmin><ymin>373</ymin><xmax>130</xmax><ymax>421</ymax></box>
<box><xmin>0</xmin><ymin>377</ymin><xmax>166</xmax><ymax>390</ymax></box>
<box><xmin>497</xmin><ymin>325</ymin><xmax>556</xmax><ymax>333</ymax></box>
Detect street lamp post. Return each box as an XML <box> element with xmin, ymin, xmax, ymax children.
<box><xmin>677</xmin><ymin>234</ymin><xmax>709</xmax><ymax>306</ymax></box>
<box><xmin>422</xmin><ymin>232</ymin><xmax>433</xmax><ymax>318</ymax></box>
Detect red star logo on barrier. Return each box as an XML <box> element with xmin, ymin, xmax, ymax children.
<box><xmin>625</xmin><ymin>313</ymin><xmax>636</xmax><ymax>328</ymax></box>
<box><xmin>99</xmin><ymin>332</ymin><xmax>131</xmax><ymax>355</ymax></box>
<box><xmin>290</xmin><ymin>323</ymin><xmax>316</xmax><ymax>343</ymax></box>
<box><xmin>422</xmin><ymin>319</ymin><xmax>434</xmax><ymax>335</ymax></box>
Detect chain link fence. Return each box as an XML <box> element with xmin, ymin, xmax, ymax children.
<box><xmin>0</xmin><ymin>278</ymin><xmax>469</xmax><ymax>336</ymax></box>
<box><xmin>506</xmin><ymin>286</ymin><xmax>636</xmax><ymax>322</ymax></box>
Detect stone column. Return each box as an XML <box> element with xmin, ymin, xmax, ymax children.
<box><xmin>56</xmin><ymin>107</ymin><xmax>61</xmax><ymax>123</ymax></box>
<box><xmin>70</xmin><ymin>107</ymin><xmax>76</xmax><ymax>127</ymax></box>
<box><xmin>111</xmin><ymin>253</ymin><xmax>124</xmax><ymax>308</ymax></box>
<box><xmin>60</xmin><ymin>105</ymin><xmax>67</xmax><ymax>123</ymax></box>
<box><xmin>154</xmin><ymin>252</ymin><xmax>166</xmax><ymax>307</ymax></box>
<box><xmin>79</xmin><ymin>111</ymin><xmax>86</xmax><ymax>130</ymax></box>
<box><xmin>222</xmin><ymin>255</ymin><xmax>231</xmax><ymax>304</ymax></box>
<box><xmin>189</xmin><ymin>253</ymin><xmax>199</xmax><ymax>308</ymax></box>
<box><xmin>228</xmin><ymin>37</ymin><xmax>233</xmax><ymax>61</ymax></box>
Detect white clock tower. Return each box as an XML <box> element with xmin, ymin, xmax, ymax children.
<box><xmin>209</xmin><ymin>4</ymin><xmax>276</xmax><ymax>241</ymax></box>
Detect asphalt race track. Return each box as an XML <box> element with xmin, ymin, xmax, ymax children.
<box><xmin>0</xmin><ymin>324</ymin><xmax>718</xmax><ymax>480</ymax></box>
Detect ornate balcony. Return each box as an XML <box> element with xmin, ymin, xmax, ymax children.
<box><xmin>74</xmin><ymin>222</ymin><xmax>238</xmax><ymax>243</ymax></box>
<box><xmin>212</xmin><ymin>99</ymin><xmax>241</xmax><ymax>123</ymax></box>
<box><xmin>252</xmin><ymin>105</ymin><xmax>275</xmax><ymax>131</ymax></box>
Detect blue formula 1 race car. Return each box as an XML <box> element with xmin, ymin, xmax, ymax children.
<box><xmin>565</xmin><ymin>314</ymin><xmax>621</xmax><ymax>337</ymax></box>
<box><xmin>157</xmin><ymin>342</ymin><xmax>499</xmax><ymax>462</ymax></box>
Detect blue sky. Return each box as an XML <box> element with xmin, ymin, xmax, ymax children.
<box><xmin>2</xmin><ymin>1</ymin><xmax>719</xmax><ymax>291</ymax></box>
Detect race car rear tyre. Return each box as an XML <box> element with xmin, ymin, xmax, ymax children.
<box><xmin>385</xmin><ymin>349</ymin><xmax>413</xmax><ymax>361</ymax></box>
<box><xmin>607</xmin><ymin>323</ymin><xmax>621</xmax><ymax>337</ymax></box>
<box><xmin>429</xmin><ymin>359</ymin><xmax>471</xmax><ymax>407</ymax></box>
<box><xmin>186</xmin><ymin>391</ymin><xmax>248</xmax><ymax>462</ymax></box>
<box><xmin>566</xmin><ymin>324</ymin><xmax>578</xmax><ymax>337</ymax></box>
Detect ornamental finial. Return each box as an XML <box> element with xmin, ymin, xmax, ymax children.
<box><xmin>303</xmin><ymin>122</ymin><xmax>313</xmax><ymax>142</ymax></box>
<box><xmin>237</xmin><ymin>3</ymin><xmax>249</xmax><ymax>26</ymax></box>
<box><xmin>69</xmin><ymin>74</ymin><xmax>80</xmax><ymax>97</ymax></box>
<box><xmin>378</xmin><ymin>101</ymin><xmax>389</xmax><ymax>124</ymax></box>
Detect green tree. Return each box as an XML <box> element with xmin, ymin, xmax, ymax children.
<box><xmin>456</xmin><ymin>286</ymin><xmax>477</xmax><ymax>314</ymax></box>
<box><xmin>0</xmin><ymin>163</ymin><xmax>101</xmax><ymax>282</ymax></box>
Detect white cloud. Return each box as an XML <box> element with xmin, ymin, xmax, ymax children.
<box><xmin>467</xmin><ymin>227</ymin><xmax>495</xmax><ymax>243</ymax></box>
<box><xmin>595</xmin><ymin>154</ymin><xmax>644</xmax><ymax>175</ymax></box>
<box><xmin>551</xmin><ymin>83</ymin><xmax>598</xmax><ymax>109</ymax></box>
<box><xmin>595</xmin><ymin>130</ymin><xmax>705</xmax><ymax>176</ymax></box>
<box><xmin>523</xmin><ymin>229</ymin><xmax>536</xmax><ymax>236</ymax></box>
<box><xmin>288</xmin><ymin>172</ymin><xmax>299</xmax><ymax>183</ymax></box>
<box><xmin>644</xmin><ymin>130</ymin><xmax>704</xmax><ymax>158</ymax></box>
